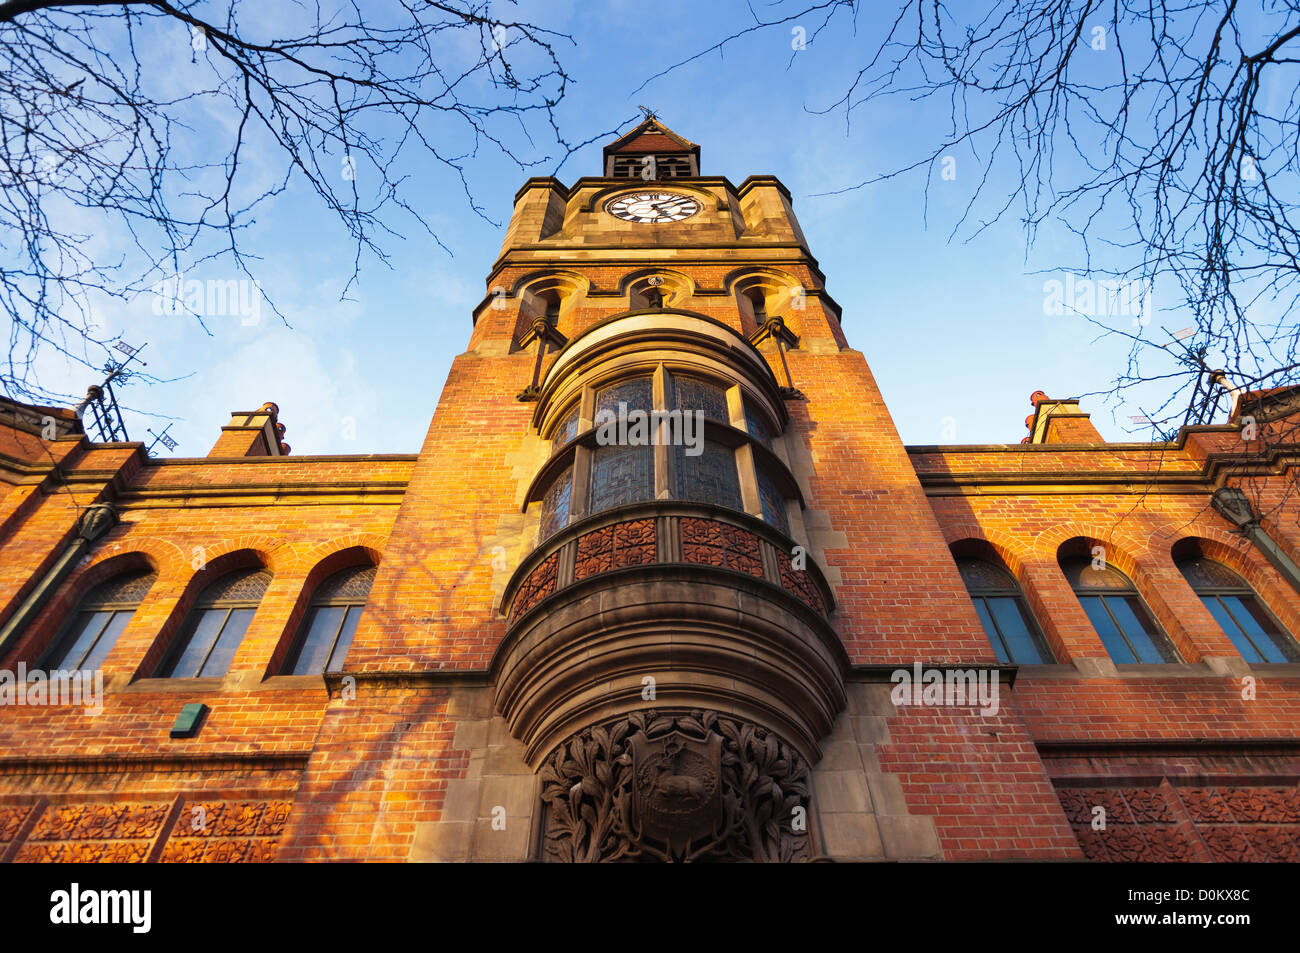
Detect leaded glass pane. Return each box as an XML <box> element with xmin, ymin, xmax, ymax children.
<box><xmin>201</xmin><ymin>568</ymin><xmax>272</xmax><ymax>604</ymax></box>
<box><xmin>1176</xmin><ymin>556</ymin><xmax>1246</xmax><ymax>591</ymax></box>
<box><xmin>313</xmin><ymin>565</ymin><xmax>376</xmax><ymax>603</ymax></box>
<box><xmin>594</xmin><ymin>378</ymin><xmax>652</xmax><ymax>426</ymax></box>
<box><xmin>675</xmin><ymin>441</ymin><xmax>741</xmax><ymax>511</ymax></box>
<box><xmin>539</xmin><ymin>465</ymin><xmax>574</xmax><ymax>539</ymax></box>
<box><xmin>1061</xmin><ymin>557</ymin><xmax>1132</xmax><ymax>590</ymax></box>
<box><xmin>673</xmin><ymin>376</ymin><xmax>729</xmax><ymax>423</ymax></box>
<box><xmin>83</xmin><ymin>570</ymin><xmax>156</xmax><ymax>606</ymax></box>
<box><xmin>745</xmin><ymin>401</ymin><xmax>772</xmax><ymax>448</ymax></box>
<box><xmin>957</xmin><ymin>558</ymin><xmax>1017</xmax><ymax>593</ymax></box>
<box><xmin>552</xmin><ymin>405</ymin><xmax>580</xmax><ymax>446</ymax></box>
<box><xmin>756</xmin><ymin>466</ymin><xmax>789</xmax><ymax>534</ymax></box>
<box><xmin>589</xmin><ymin>444</ymin><xmax>653</xmax><ymax>514</ymax></box>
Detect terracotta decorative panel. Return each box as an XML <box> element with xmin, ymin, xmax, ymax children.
<box><xmin>0</xmin><ymin>806</ymin><xmax>32</xmax><ymax>844</ymax></box>
<box><xmin>574</xmin><ymin>518</ymin><xmax>656</xmax><ymax>581</ymax></box>
<box><xmin>512</xmin><ymin>551</ymin><xmax>560</xmax><ymax>620</ymax></box>
<box><xmin>1059</xmin><ymin>784</ymin><xmax>1300</xmax><ymax>863</ymax></box>
<box><xmin>6</xmin><ymin>798</ymin><xmax>293</xmax><ymax>864</ymax></box>
<box><xmin>680</xmin><ymin>517</ymin><xmax>762</xmax><ymax>579</ymax></box>
<box><xmin>775</xmin><ymin>548</ymin><xmax>825</xmax><ymax>615</ymax></box>
<box><xmin>28</xmin><ymin>802</ymin><xmax>170</xmax><ymax>841</ymax></box>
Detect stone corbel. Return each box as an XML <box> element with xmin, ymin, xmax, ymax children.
<box><xmin>517</xmin><ymin>317</ymin><xmax>569</xmax><ymax>402</ymax></box>
<box><xmin>749</xmin><ymin>316</ymin><xmax>803</xmax><ymax>399</ymax></box>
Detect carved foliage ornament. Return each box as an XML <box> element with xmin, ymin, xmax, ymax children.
<box><xmin>539</xmin><ymin>709</ymin><xmax>811</xmax><ymax>863</ymax></box>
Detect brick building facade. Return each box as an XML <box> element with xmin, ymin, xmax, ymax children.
<box><xmin>0</xmin><ymin>119</ymin><xmax>1297</xmax><ymax>863</ymax></box>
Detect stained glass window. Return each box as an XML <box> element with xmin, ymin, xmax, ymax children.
<box><xmin>283</xmin><ymin>565</ymin><xmax>376</xmax><ymax>675</ymax></box>
<box><xmin>672</xmin><ymin>376</ymin><xmax>729</xmax><ymax>423</ymax></box>
<box><xmin>956</xmin><ymin>558</ymin><xmax>1053</xmax><ymax>664</ymax></box>
<box><xmin>1060</xmin><ymin>557</ymin><xmax>1179</xmax><ymax>663</ymax></box>
<box><xmin>594</xmin><ymin>378</ymin><xmax>652</xmax><ymax>425</ymax></box>
<box><xmin>589</xmin><ymin>444</ymin><xmax>654</xmax><ymax>514</ymax></box>
<box><xmin>159</xmin><ymin>568</ymin><xmax>271</xmax><ymax>678</ymax></box>
<box><xmin>552</xmin><ymin>405</ymin><xmax>581</xmax><ymax>446</ymax></box>
<box><xmin>539</xmin><ymin>464</ymin><xmax>574</xmax><ymax>539</ymax></box>
<box><xmin>756</xmin><ymin>466</ymin><xmax>789</xmax><ymax>534</ymax></box>
<box><xmin>675</xmin><ymin>440</ymin><xmax>742</xmax><ymax>511</ymax></box>
<box><xmin>745</xmin><ymin>400</ymin><xmax>773</xmax><ymax>448</ymax></box>
<box><xmin>42</xmin><ymin>570</ymin><xmax>156</xmax><ymax>671</ymax></box>
<box><xmin>1176</xmin><ymin>557</ymin><xmax>1299</xmax><ymax>663</ymax></box>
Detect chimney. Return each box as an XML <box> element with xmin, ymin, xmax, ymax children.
<box><xmin>1022</xmin><ymin>391</ymin><xmax>1103</xmax><ymax>444</ymax></box>
<box><xmin>208</xmin><ymin>402</ymin><xmax>291</xmax><ymax>457</ymax></box>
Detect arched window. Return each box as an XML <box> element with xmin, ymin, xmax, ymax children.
<box><xmin>282</xmin><ymin>565</ymin><xmax>376</xmax><ymax>675</ymax></box>
<box><xmin>159</xmin><ymin>568</ymin><xmax>270</xmax><ymax>678</ymax></box>
<box><xmin>41</xmin><ymin>570</ymin><xmax>156</xmax><ymax>670</ymax></box>
<box><xmin>1176</xmin><ymin>556</ymin><xmax>1300</xmax><ymax>663</ymax></box>
<box><xmin>956</xmin><ymin>558</ymin><xmax>1053</xmax><ymax>664</ymax></box>
<box><xmin>1060</xmin><ymin>557</ymin><xmax>1179</xmax><ymax>663</ymax></box>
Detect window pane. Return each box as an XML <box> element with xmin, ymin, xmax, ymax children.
<box><xmin>290</xmin><ymin>606</ymin><xmax>346</xmax><ymax>675</ymax></box>
<box><xmin>972</xmin><ymin>598</ymin><xmax>1009</xmax><ymax>663</ymax></box>
<box><xmin>589</xmin><ymin>443</ymin><xmax>654</xmax><ymax>513</ymax></box>
<box><xmin>47</xmin><ymin>612</ymin><xmax>112</xmax><ymax>670</ymax></box>
<box><xmin>673</xmin><ymin>377</ymin><xmax>729</xmax><ymax>423</ymax></box>
<box><xmin>744</xmin><ymin>401</ymin><xmax>772</xmax><ymax>448</ymax></box>
<box><xmin>1221</xmin><ymin>595</ymin><xmax>1294</xmax><ymax>663</ymax></box>
<box><xmin>166</xmin><ymin>608</ymin><xmax>228</xmax><ymax>678</ymax></box>
<box><xmin>675</xmin><ymin>441</ymin><xmax>741</xmax><ymax>511</ymax></box>
<box><xmin>756</xmin><ymin>466</ymin><xmax>789</xmax><ymax>534</ymax></box>
<box><xmin>552</xmin><ymin>405</ymin><xmax>580</xmax><ymax>446</ymax></box>
<box><xmin>1080</xmin><ymin>596</ymin><xmax>1137</xmax><ymax>663</ymax></box>
<box><xmin>197</xmin><ymin>607</ymin><xmax>255</xmax><ymax>677</ymax></box>
<box><xmin>1109</xmin><ymin>596</ymin><xmax>1176</xmax><ymax>663</ymax></box>
<box><xmin>594</xmin><ymin>378</ymin><xmax>652</xmax><ymax>423</ymax></box>
<box><xmin>327</xmin><ymin>607</ymin><xmax>362</xmax><ymax>673</ymax></box>
<box><xmin>987</xmin><ymin>597</ymin><xmax>1049</xmax><ymax>664</ymax></box>
<box><xmin>80</xmin><ymin>611</ymin><xmax>132</xmax><ymax>672</ymax></box>
<box><xmin>1202</xmin><ymin>595</ymin><xmax>1265</xmax><ymax>662</ymax></box>
<box><xmin>957</xmin><ymin>558</ymin><xmax>1017</xmax><ymax>593</ymax></box>
<box><xmin>539</xmin><ymin>465</ymin><xmax>573</xmax><ymax>539</ymax></box>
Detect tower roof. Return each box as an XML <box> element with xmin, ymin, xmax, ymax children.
<box><xmin>603</xmin><ymin>117</ymin><xmax>700</xmax><ymax>160</ymax></box>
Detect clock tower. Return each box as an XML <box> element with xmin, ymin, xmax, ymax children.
<box><xmin>320</xmin><ymin>115</ymin><xmax>1080</xmax><ymax>861</ymax></box>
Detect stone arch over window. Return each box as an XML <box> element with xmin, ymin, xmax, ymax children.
<box><xmin>155</xmin><ymin>562</ymin><xmax>272</xmax><ymax>678</ymax></box>
<box><xmin>619</xmin><ymin>269</ymin><xmax>693</xmax><ymax>311</ymax></box>
<box><xmin>509</xmin><ymin>271</ymin><xmax>587</xmax><ymax>341</ymax></box>
<box><xmin>38</xmin><ymin>566</ymin><xmax>158</xmax><ymax>672</ymax></box>
<box><xmin>951</xmin><ymin>539</ymin><xmax>1054</xmax><ymax>664</ymax></box>
<box><xmin>1057</xmin><ymin>538</ymin><xmax>1180</xmax><ymax>664</ymax></box>
<box><xmin>1172</xmin><ymin>538</ymin><xmax>1300</xmax><ymax>663</ymax></box>
<box><xmin>726</xmin><ymin>269</ymin><xmax>806</xmax><ymax>335</ymax></box>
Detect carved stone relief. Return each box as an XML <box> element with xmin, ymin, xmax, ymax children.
<box><xmin>539</xmin><ymin>709</ymin><xmax>811</xmax><ymax>862</ymax></box>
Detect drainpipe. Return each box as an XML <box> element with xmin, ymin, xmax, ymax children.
<box><xmin>0</xmin><ymin>503</ymin><xmax>118</xmax><ymax>658</ymax></box>
<box><xmin>1211</xmin><ymin>487</ymin><xmax>1300</xmax><ymax>592</ymax></box>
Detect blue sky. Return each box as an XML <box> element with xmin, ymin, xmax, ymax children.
<box><xmin>31</xmin><ymin>0</ymin><xmax>1233</xmax><ymax>456</ymax></box>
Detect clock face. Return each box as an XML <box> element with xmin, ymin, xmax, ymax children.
<box><xmin>605</xmin><ymin>191</ymin><xmax>701</xmax><ymax>223</ymax></box>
